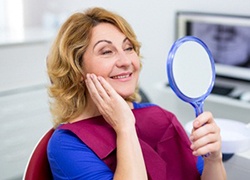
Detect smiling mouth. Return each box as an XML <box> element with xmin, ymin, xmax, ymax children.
<box><xmin>111</xmin><ymin>73</ymin><xmax>132</xmax><ymax>79</ymax></box>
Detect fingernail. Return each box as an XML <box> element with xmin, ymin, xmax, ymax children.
<box><xmin>193</xmin><ymin>151</ymin><xmax>198</xmax><ymax>156</ymax></box>
<box><xmin>190</xmin><ymin>135</ymin><xmax>194</xmax><ymax>141</ymax></box>
<box><xmin>194</xmin><ymin>121</ymin><xmax>200</xmax><ymax>127</ymax></box>
<box><xmin>190</xmin><ymin>144</ymin><xmax>194</xmax><ymax>150</ymax></box>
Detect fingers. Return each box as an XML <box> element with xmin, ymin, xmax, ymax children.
<box><xmin>85</xmin><ymin>74</ymin><xmax>108</xmax><ymax>103</ymax></box>
<box><xmin>84</xmin><ymin>73</ymin><xmax>118</xmax><ymax>122</ymax></box>
<box><xmin>190</xmin><ymin>131</ymin><xmax>221</xmax><ymax>156</ymax></box>
<box><xmin>84</xmin><ymin>73</ymin><xmax>135</xmax><ymax>132</ymax></box>
<box><xmin>85</xmin><ymin>73</ymin><xmax>114</xmax><ymax>103</ymax></box>
<box><xmin>191</xmin><ymin>120</ymin><xmax>219</xmax><ymax>141</ymax></box>
<box><xmin>97</xmin><ymin>76</ymin><xmax>113</xmax><ymax>97</ymax></box>
<box><xmin>192</xmin><ymin>111</ymin><xmax>213</xmax><ymax>129</ymax></box>
<box><xmin>86</xmin><ymin>73</ymin><xmax>119</xmax><ymax>97</ymax></box>
<box><xmin>190</xmin><ymin>111</ymin><xmax>222</xmax><ymax>157</ymax></box>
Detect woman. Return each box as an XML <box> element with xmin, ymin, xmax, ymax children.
<box><xmin>47</xmin><ymin>7</ymin><xmax>226</xmax><ymax>180</ymax></box>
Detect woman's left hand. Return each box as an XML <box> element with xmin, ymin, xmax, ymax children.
<box><xmin>190</xmin><ymin>111</ymin><xmax>222</xmax><ymax>160</ymax></box>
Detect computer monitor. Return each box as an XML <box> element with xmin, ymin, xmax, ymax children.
<box><xmin>176</xmin><ymin>12</ymin><xmax>250</xmax><ymax>82</ymax></box>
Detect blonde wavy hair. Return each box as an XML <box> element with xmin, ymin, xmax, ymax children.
<box><xmin>47</xmin><ymin>7</ymin><xmax>142</xmax><ymax>127</ymax></box>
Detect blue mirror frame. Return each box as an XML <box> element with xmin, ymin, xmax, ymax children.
<box><xmin>167</xmin><ymin>36</ymin><xmax>216</xmax><ymax>117</ymax></box>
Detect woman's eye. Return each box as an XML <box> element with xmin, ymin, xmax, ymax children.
<box><xmin>102</xmin><ymin>50</ymin><xmax>112</xmax><ymax>55</ymax></box>
<box><xmin>125</xmin><ymin>46</ymin><xmax>134</xmax><ymax>51</ymax></box>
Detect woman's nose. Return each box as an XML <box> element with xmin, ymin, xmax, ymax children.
<box><xmin>116</xmin><ymin>51</ymin><xmax>132</xmax><ymax>67</ymax></box>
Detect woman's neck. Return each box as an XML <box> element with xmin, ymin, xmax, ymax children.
<box><xmin>68</xmin><ymin>95</ymin><xmax>100</xmax><ymax>123</ymax></box>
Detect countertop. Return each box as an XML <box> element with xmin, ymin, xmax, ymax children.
<box><xmin>236</xmin><ymin>149</ymin><xmax>250</xmax><ymax>159</ymax></box>
<box><xmin>0</xmin><ymin>27</ymin><xmax>56</xmax><ymax>46</ymax></box>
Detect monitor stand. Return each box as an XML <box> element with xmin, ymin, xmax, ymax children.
<box><xmin>213</xmin><ymin>76</ymin><xmax>250</xmax><ymax>102</ymax></box>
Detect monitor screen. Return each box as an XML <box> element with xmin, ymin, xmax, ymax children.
<box><xmin>176</xmin><ymin>12</ymin><xmax>250</xmax><ymax>82</ymax></box>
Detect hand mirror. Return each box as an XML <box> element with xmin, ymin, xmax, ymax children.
<box><xmin>167</xmin><ymin>36</ymin><xmax>215</xmax><ymax>157</ymax></box>
<box><xmin>167</xmin><ymin>36</ymin><xmax>215</xmax><ymax>117</ymax></box>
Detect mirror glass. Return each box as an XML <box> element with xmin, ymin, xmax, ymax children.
<box><xmin>172</xmin><ymin>41</ymin><xmax>213</xmax><ymax>98</ymax></box>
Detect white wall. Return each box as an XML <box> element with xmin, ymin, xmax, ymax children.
<box><xmin>22</xmin><ymin>0</ymin><xmax>250</xmax><ymax>102</ymax></box>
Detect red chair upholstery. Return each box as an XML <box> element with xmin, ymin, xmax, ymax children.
<box><xmin>23</xmin><ymin>128</ymin><xmax>54</xmax><ymax>180</ymax></box>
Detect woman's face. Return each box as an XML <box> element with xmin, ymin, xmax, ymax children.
<box><xmin>82</xmin><ymin>23</ymin><xmax>140</xmax><ymax>99</ymax></box>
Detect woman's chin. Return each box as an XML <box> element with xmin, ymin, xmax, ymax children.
<box><xmin>112</xmin><ymin>84</ymin><xmax>136</xmax><ymax>99</ymax></box>
<box><xmin>117</xmin><ymin>90</ymin><xmax>134</xmax><ymax>99</ymax></box>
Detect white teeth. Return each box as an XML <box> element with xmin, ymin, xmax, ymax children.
<box><xmin>112</xmin><ymin>74</ymin><xmax>129</xmax><ymax>79</ymax></box>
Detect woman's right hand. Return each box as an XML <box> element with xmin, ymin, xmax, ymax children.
<box><xmin>85</xmin><ymin>73</ymin><xmax>135</xmax><ymax>133</ymax></box>
<box><xmin>85</xmin><ymin>73</ymin><xmax>148</xmax><ymax>179</ymax></box>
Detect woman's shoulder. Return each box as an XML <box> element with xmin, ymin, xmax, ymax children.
<box><xmin>49</xmin><ymin>128</ymin><xmax>76</xmax><ymax>142</ymax></box>
<box><xmin>47</xmin><ymin>128</ymin><xmax>88</xmax><ymax>152</ymax></box>
<box><xmin>47</xmin><ymin>128</ymin><xmax>114</xmax><ymax>179</ymax></box>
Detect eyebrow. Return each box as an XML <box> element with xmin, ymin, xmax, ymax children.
<box><xmin>93</xmin><ymin>40</ymin><xmax>112</xmax><ymax>50</ymax></box>
<box><xmin>92</xmin><ymin>37</ymin><xmax>129</xmax><ymax>50</ymax></box>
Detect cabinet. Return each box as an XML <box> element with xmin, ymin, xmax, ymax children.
<box><xmin>0</xmin><ymin>32</ymin><xmax>53</xmax><ymax>179</ymax></box>
<box><xmin>152</xmin><ymin>81</ymin><xmax>250</xmax><ymax>125</ymax></box>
